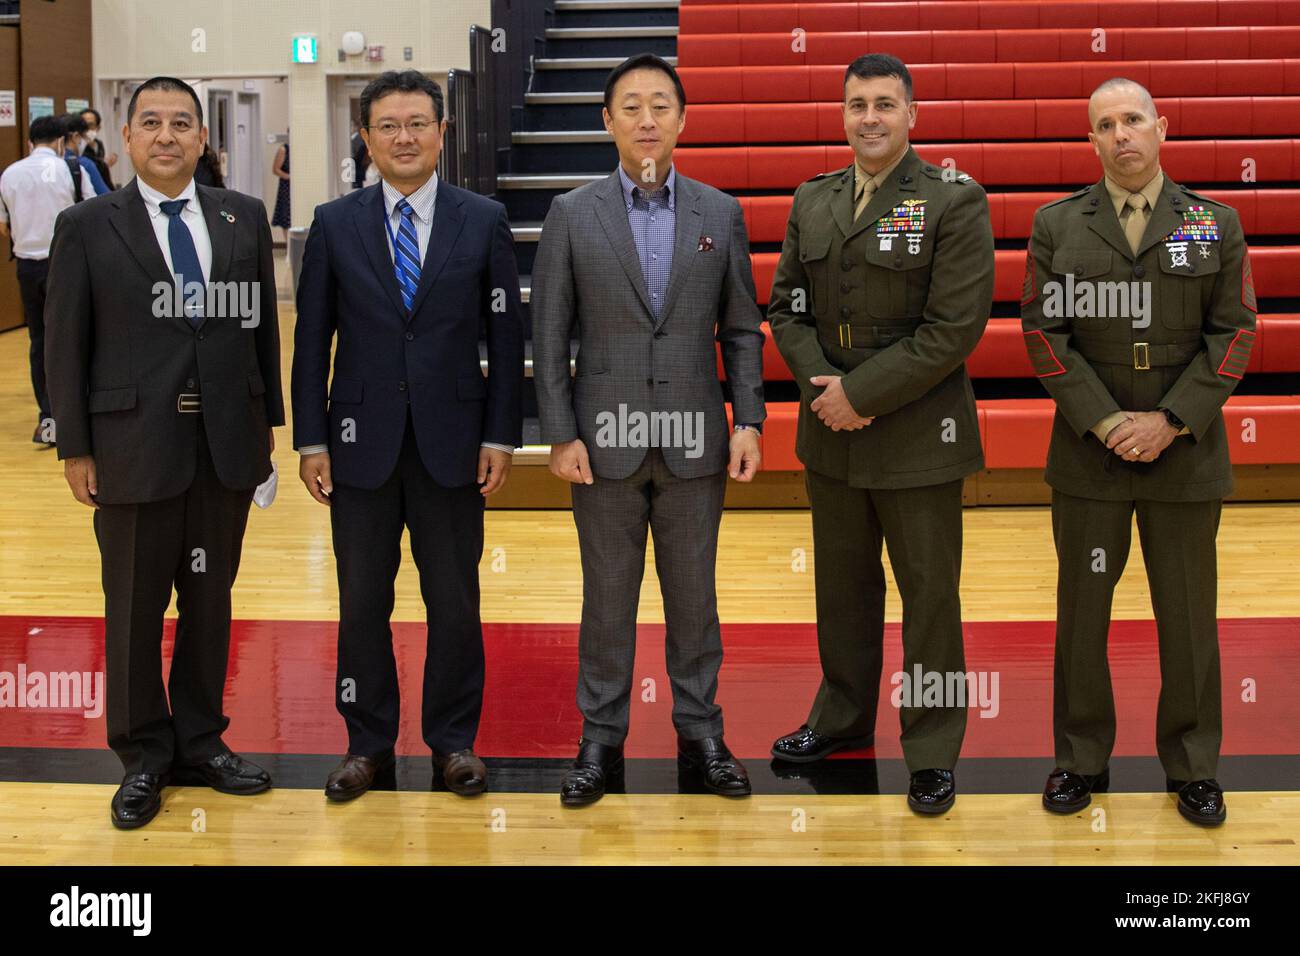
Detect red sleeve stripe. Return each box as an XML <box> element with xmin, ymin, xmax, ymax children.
<box><xmin>1024</xmin><ymin>329</ymin><xmax>1066</xmax><ymax>377</ymax></box>
<box><xmin>1217</xmin><ymin>329</ymin><xmax>1256</xmax><ymax>379</ymax></box>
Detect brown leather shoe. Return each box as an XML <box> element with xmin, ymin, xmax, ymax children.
<box><xmin>433</xmin><ymin>749</ymin><xmax>487</xmax><ymax>796</ymax></box>
<box><xmin>324</xmin><ymin>751</ymin><xmax>394</xmax><ymax>802</ymax></box>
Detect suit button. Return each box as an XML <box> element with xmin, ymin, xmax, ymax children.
<box><xmin>405</xmin><ymin>331</ymin><xmax>414</xmax><ymax>341</ymax></box>
<box><xmin>398</xmin><ymin>381</ymin><xmax>407</xmax><ymax>391</ymax></box>
<box><xmin>841</xmin><ymin>259</ymin><xmax>852</xmax><ymax>271</ymax></box>
<box><xmin>894</xmin><ymin>255</ymin><xmax>902</xmax><ymax>266</ymax></box>
<box><xmin>196</xmin><ymin>332</ymin><xmax>204</xmax><ymax>340</ymax></box>
<box><xmin>1074</xmin><ymin>266</ymin><xmax>1084</xmax><ymax>275</ymax></box>
<box><xmin>840</xmin><ymin>281</ymin><xmax>850</xmax><ymax>292</ymax></box>
<box><xmin>840</xmin><ymin>306</ymin><xmax>850</xmax><ymax>317</ymax></box>
<box><xmin>1134</xmin><ymin>264</ymin><xmax>1146</xmax><ymax>278</ymax></box>
<box><xmin>646</xmin><ymin>378</ymin><xmax>654</xmax><ymax>386</ymax></box>
<box><xmin>654</xmin><ymin>330</ymin><xmax>665</xmax><ymax>338</ymax></box>
<box><xmin>185</xmin><ymin>378</ymin><xmax>195</xmax><ymax>389</ymax></box>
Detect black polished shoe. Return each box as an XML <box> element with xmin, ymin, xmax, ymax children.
<box><xmin>678</xmin><ymin>736</ymin><xmax>751</xmax><ymax>797</ymax></box>
<box><xmin>1043</xmin><ymin>766</ymin><xmax>1110</xmax><ymax>814</ymax></box>
<box><xmin>110</xmin><ymin>772</ymin><xmax>167</xmax><ymax>829</ymax></box>
<box><xmin>771</xmin><ymin>724</ymin><xmax>874</xmax><ymax>764</ymax></box>
<box><xmin>1168</xmin><ymin>778</ymin><xmax>1227</xmax><ymax>826</ymax></box>
<box><xmin>560</xmin><ymin>739</ymin><xmax>624</xmax><ymax>807</ymax></box>
<box><xmin>172</xmin><ymin>751</ymin><xmax>271</xmax><ymax>795</ymax></box>
<box><xmin>908</xmin><ymin>768</ymin><xmax>956</xmax><ymax>814</ymax></box>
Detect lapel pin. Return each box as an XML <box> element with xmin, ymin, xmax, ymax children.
<box><xmin>698</xmin><ymin>235</ymin><xmax>713</xmax><ymax>252</ymax></box>
<box><xmin>220</xmin><ymin>210</ymin><xmax>235</xmax><ymax>223</ymax></box>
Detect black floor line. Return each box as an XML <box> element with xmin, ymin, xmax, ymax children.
<box><xmin>3</xmin><ymin>748</ymin><xmax>1297</xmax><ymax>796</ymax></box>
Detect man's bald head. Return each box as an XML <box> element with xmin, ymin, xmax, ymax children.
<box><xmin>1088</xmin><ymin>77</ymin><xmax>1158</xmax><ymax>129</ymax></box>
<box><xmin>1087</xmin><ymin>77</ymin><xmax>1167</xmax><ymax>189</ymax></box>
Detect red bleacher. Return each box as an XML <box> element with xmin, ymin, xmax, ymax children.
<box><xmin>677</xmin><ymin>0</ymin><xmax>1300</xmax><ymax>481</ymax></box>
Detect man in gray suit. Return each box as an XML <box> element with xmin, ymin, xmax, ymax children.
<box><xmin>532</xmin><ymin>53</ymin><xmax>766</xmax><ymax>806</ymax></box>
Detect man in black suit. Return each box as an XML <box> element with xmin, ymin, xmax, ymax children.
<box><xmin>292</xmin><ymin>71</ymin><xmax>523</xmax><ymax>801</ymax></box>
<box><xmin>44</xmin><ymin>77</ymin><xmax>284</xmax><ymax>829</ymax></box>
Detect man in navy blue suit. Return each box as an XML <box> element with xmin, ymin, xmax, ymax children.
<box><xmin>292</xmin><ymin>71</ymin><xmax>523</xmax><ymax>801</ymax></box>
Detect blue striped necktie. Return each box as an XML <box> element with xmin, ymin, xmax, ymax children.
<box><xmin>392</xmin><ymin>198</ymin><xmax>421</xmax><ymax>311</ymax></box>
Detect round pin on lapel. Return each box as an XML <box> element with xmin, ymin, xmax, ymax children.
<box><xmin>220</xmin><ymin>210</ymin><xmax>235</xmax><ymax>223</ymax></box>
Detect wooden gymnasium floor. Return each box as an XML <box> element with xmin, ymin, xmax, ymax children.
<box><xmin>1</xmin><ymin>302</ymin><xmax>1297</xmax><ymax>865</ymax></box>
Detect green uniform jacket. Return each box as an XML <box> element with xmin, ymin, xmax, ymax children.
<box><xmin>1020</xmin><ymin>176</ymin><xmax>1258</xmax><ymax>502</ymax></box>
<box><xmin>768</xmin><ymin>147</ymin><xmax>995</xmax><ymax>489</ymax></box>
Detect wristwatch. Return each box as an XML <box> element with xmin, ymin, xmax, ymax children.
<box><xmin>1158</xmin><ymin>407</ymin><xmax>1185</xmax><ymax>430</ymax></box>
<box><xmin>734</xmin><ymin>423</ymin><xmax>762</xmax><ymax>435</ymax></box>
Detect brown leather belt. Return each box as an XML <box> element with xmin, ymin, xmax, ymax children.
<box><xmin>1078</xmin><ymin>340</ymin><xmax>1201</xmax><ymax>370</ymax></box>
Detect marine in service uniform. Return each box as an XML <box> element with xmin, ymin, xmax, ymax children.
<box><xmin>1021</xmin><ymin>78</ymin><xmax>1256</xmax><ymax>826</ymax></box>
<box><xmin>767</xmin><ymin>54</ymin><xmax>995</xmax><ymax>814</ymax></box>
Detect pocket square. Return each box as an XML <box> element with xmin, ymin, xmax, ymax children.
<box><xmin>698</xmin><ymin>235</ymin><xmax>714</xmax><ymax>252</ymax></box>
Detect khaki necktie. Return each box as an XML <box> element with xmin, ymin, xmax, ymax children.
<box><xmin>1123</xmin><ymin>193</ymin><xmax>1149</xmax><ymax>255</ymax></box>
<box><xmin>854</xmin><ymin>175</ymin><xmax>877</xmax><ymax>221</ymax></box>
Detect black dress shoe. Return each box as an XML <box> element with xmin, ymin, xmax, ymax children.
<box><xmin>1168</xmin><ymin>778</ymin><xmax>1227</xmax><ymax>826</ymax></box>
<box><xmin>111</xmin><ymin>772</ymin><xmax>167</xmax><ymax>829</ymax></box>
<box><xmin>1042</xmin><ymin>766</ymin><xmax>1110</xmax><ymax>814</ymax></box>
<box><xmin>172</xmin><ymin>751</ymin><xmax>271</xmax><ymax>795</ymax></box>
<box><xmin>678</xmin><ymin>736</ymin><xmax>751</xmax><ymax>797</ymax></box>
<box><xmin>560</xmin><ymin>739</ymin><xmax>624</xmax><ymax>807</ymax></box>
<box><xmin>771</xmin><ymin>725</ymin><xmax>874</xmax><ymax>764</ymax></box>
<box><xmin>908</xmin><ymin>768</ymin><xmax>956</xmax><ymax>814</ymax></box>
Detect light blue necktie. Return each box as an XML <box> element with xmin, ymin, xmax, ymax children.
<box><xmin>392</xmin><ymin>198</ymin><xmax>421</xmax><ymax>311</ymax></box>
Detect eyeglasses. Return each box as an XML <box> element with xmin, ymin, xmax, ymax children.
<box><xmin>367</xmin><ymin>120</ymin><xmax>437</xmax><ymax>138</ymax></box>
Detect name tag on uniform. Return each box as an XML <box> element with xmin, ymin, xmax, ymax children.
<box><xmin>876</xmin><ymin>199</ymin><xmax>926</xmax><ymax>254</ymax></box>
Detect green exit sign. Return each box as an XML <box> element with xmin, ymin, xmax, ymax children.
<box><xmin>292</xmin><ymin>35</ymin><xmax>318</xmax><ymax>64</ymax></box>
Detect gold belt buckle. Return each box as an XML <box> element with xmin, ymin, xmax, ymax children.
<box><xmin>838</xmin><ymin>323</ymin><xmax>853</xmax><ymax>349</ymax></box>
<box><xmin>1133</xmin><ymin>342</ymin><xmax>1151</xmax><ymax>371</ymax></box>
<box><xmin>177</xmin><ymin>392</ymin><xmax>201</xmax><ymax>413</ymax></box>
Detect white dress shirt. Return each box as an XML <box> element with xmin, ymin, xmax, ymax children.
<box><xmin>0</xmin><ymin>146</ymin><xmax>96</xmax><ymax>260</ymax></box>
<box><xmin>135</xmin><ymin>176</ymin><xmax>212</xmax><ymax>283</ymax></box>
<box><xmin>299</xmin><ymin>172</ymin><xmax>514</xmax><ymax>456</ymax></box>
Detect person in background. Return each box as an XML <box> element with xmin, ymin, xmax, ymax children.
<box><xmin>271</xmin><ymin>137</ymin><xmax>290</xmax><ymax>241</ymax></box>
<box><xmin>192</xmin><ymin>143</ymin><xmax>225</xmax><ymax>189</ymax></box>
<box><xmin>80</xmin><ymin>108</ymin><xmax>117</xmax><ymax>190</ymax></box>
<box><xmin>59</xmin><ymin>113</ymin><xmax>111</xmax><ymax>196</ymax></box>
<box><xmin>0</xmin><ymin>114</ymin><xmax>95</xmax><ymax>445</ymax></box>
<box><xmin>349</xmin><ymin>124</ymin><xmax>371</xmax><ymax>191</ymax></box>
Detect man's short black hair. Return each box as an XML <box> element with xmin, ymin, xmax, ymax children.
<box><xmin>60</xmin><ymin>113</ymin><xmax>88</xmax><ymax>136</ymax></box>
<box><xmin>29</xmin><ymin>115</ymin><xmax>64</xmax><ymax>146</ymax></box>
<box><xmin>360</xmin><ymin>70</ymin><xmax>445</xmax><ymax>126</ymax></box>
<box><xmin>81</xmin><ymin>107</ymin><xmax>102</xmax><ymax>126</ymax></box>
<box><xmin>127</xmin><ymin>76</ymin><xmax>204</xmax><ymax>125</ymax></box>
<box><xmin>844</xmin><ymin>53</ymin><xmax>913</xmax><ymax>102</ymax></box>
<box><xmin>603</xmin><ymin>53</ymin><xmax>687</xmax><ymax>113</ymax></box>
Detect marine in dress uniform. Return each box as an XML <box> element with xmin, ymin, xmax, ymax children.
<box><xmin>1021</xmin><ymin>79</ymin><xmax>1256</xmax><ymax>826</ymax></box>
<box><xmin>767</xmin><ymin>55</ymin><xmax>995</xmax><ymax>814</ymax></box>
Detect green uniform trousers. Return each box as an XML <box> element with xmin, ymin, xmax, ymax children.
<box><xmin>805</xmin><ymin>469</ymin><xmax>968</xmax><ymax>772</ymax></box>
<box><xmin>1051</xmin><ymin>490</ymin><xmax>1223</xmax><ymax>781</ymax></box>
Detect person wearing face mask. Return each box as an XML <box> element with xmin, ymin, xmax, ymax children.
<box><xmin>766</xmin><ymin>53</ymin><xmax>995</xmax><ymax>816</ymax></box>
<box><xmin>59</xmin><ymin>113</ymin><xmax>111</xmax><ymax>196</ymax></box>
<box><xmin>1021</xmin><ymin>78</ymin><xmax>1255</xmax><ymax>827</ymax></box>
<box><xmin>80</xmin><ymin>108</ymin><xmax>117</xmax><ymax>190</ymax></box>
